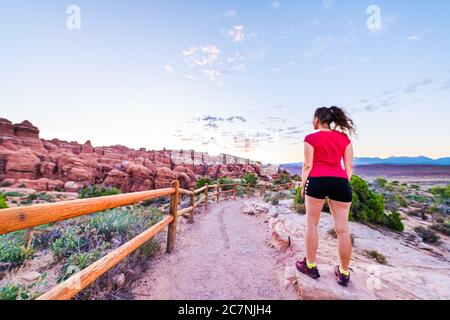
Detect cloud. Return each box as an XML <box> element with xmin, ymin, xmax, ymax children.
<box><xmin>323</xmin><ymin>0</ymin><xmax>333</xmax><ymax>9</ymax></box>
<box><xmin>229</xmin><ymin>25</ymin><xmax>246</xmax><ymax>43</ymax></box>
<box><xmin>271</xmin><ymin>1</ymin><xmax>280</xmax><ymax>9</ymax></box>
<box><xmin>182</xmin><ymin>45</ymin><xmax>221</xmax><ymax>66</ymax></box>
<box><xmin>203</xmin><ymin>69</ymin><xmax>227</xmax><ymax>84</ymax></box>
<box><xmin>233</xmin><ymin>63</ymin><xmax>246</xmax><ymax>71</ymax></box>
<box><xmin>184</xmin><ymin>75</ymin><xmax>197</xmax><ymax>81</ymax></box>
<box><xmin>164</xmin><ymin>65</ymin><xmax>174</xmax><ymax>73</ymax></box>
<box><xmin>404</xmin><ymin>77</ymin><xmax>434</xmax><ymax>94</ymax></box>
<box><xmin>441</xmin><ymin>80</ymin><xmax>450</xmax><ymax>90</ymax></box>
<box><xmin>223</xmin><ymin>9</ymin><xmax>237</xmax><ymax>18</ymax></box>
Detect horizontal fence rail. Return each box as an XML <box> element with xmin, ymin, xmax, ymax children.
<box><xmin>0</xmin><ymin>179</ymin><xmax>296</xmax><ymax>300</ymax></box>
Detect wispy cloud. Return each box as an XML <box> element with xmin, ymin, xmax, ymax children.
<box><xmin>406</xmin><ymin>28</ymin><xmax>430</xmax><ymax>41</ymax></box>
<box><xmin>182</xmin><ymin>45</ymin><xmax>221</xmax><ymax>66</ymax></box>
<box><xmin>229</xmin><ymin>25</ymin><xmax>246</xmax><ymax>43</ymax></box>
<box><xmin>203</xmin><ymin>69</ymin><xmax>227</xmax><ymax>84</ymax></box>
<box><xmin>164</xmin><ymin>65</ymin><xmax>174</xmax><ymax>73</ymax></box>
<box><xmin>301</xmin><ymin>36</ymin><xmax>336</xmax><ymax>57</ymax></box>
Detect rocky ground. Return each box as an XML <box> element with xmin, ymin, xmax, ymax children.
<box><xmin>243</xmin><ymin>199</ymin><xmax>450</xmax><ymax>300</ymax></box>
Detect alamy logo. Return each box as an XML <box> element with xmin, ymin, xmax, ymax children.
<box><xmin>366</xmin><ymin>5</ymin><xmax>381</xmax><ymax>32</ymax></box>
<box><xmin>66</xmin><ymin>5</ymin><xmax>81</xmax><ymax>30</ymax></box>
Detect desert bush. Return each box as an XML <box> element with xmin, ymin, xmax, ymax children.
<box><xmin>3</xmin><ymin>191</ymin><xmax>23</xmax><ymax>197</ymax></box>
<box><xmin>411</xmin><ymin>184</ymin><xmax>420</xmax><ymax>190</ymax></box>
<box><xmin>428</xmin><ymin>185</ymin><xmax>450</xmax><ymax>204</ymax></box>
<box><xmin>0</xmin><ymin>284</ymin><xmax>30</xmax><ymax>300</ymax></box>
<box><xmin>0</xmin><ymin>181</ymin><xmax>13</xmax><ymax>187</ymax></box>
<box><xmin>414</xmin><ymin>226</ymin><xmax>440</xmax><ymax>244</ymax></box>
<box><xmin>364</xmin><ymin>250</ymin><xmax>387</xmax><ymax>265</ymax></box>
<box><xmin>57</xmin><ymin>250</ymin><xmax>102</xmax><ymax>283</ymax></box>
<box><xmin>196</xmin><ymin>176</ymin><xmax>212</xmax><ymax>189</ymax></box>
<box><xmin>218</xmin><ymin>177</ymin><xmax>234</xmax><ymax>191</ymax></box>
<box><xmin>274</xmin><ymin>173</ymin><xmax>291</xmax><ymax>185</ymax></box>
<box><xmin>242</xmin><ymin>173</ymin><xmax>258</xmax><ymax>187</ymax></box>
<box><xmin>383</xmin><ymin>211</ymin><xmax>404</xmax><ymax>232</ymax></box>
<box><xmin>0</xmin><ymin>193</ymin><xmax>8</xmax><ymax>209</ymax></box>
<box><xmin>51</xmin><ymin>227</ymin><xmax>85</xmax><ymax>259</ymax></box>
<box><xmin>374</xmin><ymin>177</ymin><xmax>388</xmax><ymax>188</ymax></box>
<box><xmin>78</xmin><ymin>185</ymin><xmax>120</xmax><ymax>199</ymax></box>
<box><xmin>0</xmin><ymin>231</ymin><xmax>35</xmax><ymax>266</ymax></box>
<box><xmin>294</xmin><ymin>187</ymin><xmax>304</xmax><ymax>205</ymax></box>
<box><xmin>406</xmin><ymin>194</ymin><xmax>431</xmax><ymax>203</ymax></box>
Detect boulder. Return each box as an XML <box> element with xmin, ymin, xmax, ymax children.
<box><xmin>104</xmin><ymin>169</ymin><xmax>129</xmax><ymax>191</ymax></box>
<box><xmin>5</xmin><ymin>149</ymin><xmax>41</xmax><ymax>179</ymax></box>
<box><xmin>242</xmin><ymin>201</ymin><xmax>271</xmax><ymax>216</ymax></box>
<box><xmin>154</xmin><ymin>167</ymin><xmax>178</xmax><ymax>189</ymax></box>
<box><xmin>127</xmin><ymin>165</ymin><xmax>154</xmax><ymax>192</ymax></box>
<box><xmin>64</xmin><ymin>181</ymin><xmax>81</xmax><ymax>192</ymax></box>
<box><xmin>13</xmin><ymin>120</ymin><xmax>44</xmax><ymax>149</ymax></box>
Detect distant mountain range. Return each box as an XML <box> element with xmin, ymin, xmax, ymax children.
<box><xmin>281</xmin><ymin>156</ymin><xmax>450</xmax><ymax>168</ymax></box>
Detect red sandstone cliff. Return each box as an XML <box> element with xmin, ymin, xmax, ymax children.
<box><xmin>0</xmin><ymin>118</ymin><xmax>281</xmax><ymax>192</ymax></box>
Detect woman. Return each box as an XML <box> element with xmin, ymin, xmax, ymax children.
<box><xmin>296</xmin><ymin>106</ymin><xmax>355</xmax><ymax>287</ymax></box>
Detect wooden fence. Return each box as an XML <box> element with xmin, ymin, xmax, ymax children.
<box><xmin>0</xmin><ymin>180</ymin><xmax>296</xmax><ymax>300</ymax></box>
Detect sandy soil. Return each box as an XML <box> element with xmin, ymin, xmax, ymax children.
<box><xmin>132</xmin><ymin>197</ymin><xmax>298</xmax><ymax>300</ymax></box>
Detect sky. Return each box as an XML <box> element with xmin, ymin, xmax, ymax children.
<box><xmin>1</xmin><ymin>0</ymin><xmax>449</xmax><ymax>164</ymax></box>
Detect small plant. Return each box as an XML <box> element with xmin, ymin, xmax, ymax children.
<box><xmin>51</xmin><ymin>227</ymin><xmax>85</xmax><ymax>259</ymax></box>
<box><xmin>0</xmin><ymin>181</ymin><xmax>13</xmax><ymax>187</ymax></box>
<box><xmin>364</xmin><ymin>250</ymin><xmax>387</xmax><ymax>265</ymax></box>
<box><xmin>0</xmin><ymin>284</ymin><xmax>30</xmax><ymax>300</ymax></box>
<box><xmin>430</xmin><ymin>221</ymin><xmax>450</xmax><ymax>236</ymax></box>
<box><xmin>78</xmin><ymin>185</ymin><xmax>120</xmax><ymax>199</ymax></box>
<box><xmin>428</xmin><ymin>185</ymin><xmax>450</xmax><ymax>204</ymax></box>
<box><xmin>0</xmin><ymin>231</ymin><xmax>35</xmax><ymax>266</ymax></box>
<box><xmin>374</xmin><ymin>177</ymin><xmax>387</xmax><ymax>188</ymax></box>
<box><xmin>242</xmin><ymin>173</ymin><xmax>258</xmax><ymax>187</ymax></box>
<box><xmin>218</xmin><ymin>177</ymin><xmax>234</xmax><ymax>191</ymax></box>
<box><xmin>0</xmin><ymin>193</ymin><xmax>8</xmax><ymax>209</ymax></box>
<box><xmin>57</xmin><ymin>251</ymin><xmax>102</xmax><ymax>283</ymax></box>
<box><xmin>274</xmin><ymin>173</ymin><xmax>291</xmax><ymax>185</ymax></box>
<box><xmin>196</xmin><ymin>176</ymin><xmax>212</xmax><ymax>189</ymax></box>
<box><xmin>3</xmin><ymin>191</ymin><xmax>23</xmax><ymax>197</ymax></box>
<box><xmin>383</xmin><ymin>212</ymin><xmax>405</xmax><ymax>232</ymax></box>
<box><xmin>414</xmin><ymin>226</ymin><xmax>440</xmax><ymax>244</ymax></box>
<box><xmin>411</xmin><ymin>184</ymin><xmax>420</xmax><ymax>190</ymax></box>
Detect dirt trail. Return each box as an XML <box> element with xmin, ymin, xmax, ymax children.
<box><xmin>132</xmin><ymin>197</ymin><xmax>297</xmax><ymax>300</ymax></box>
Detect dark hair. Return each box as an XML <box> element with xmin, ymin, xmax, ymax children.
<box><xmin>314</xmin><ymin>106</ymin><xmax>356</xmax><ymax>135</ymax></box>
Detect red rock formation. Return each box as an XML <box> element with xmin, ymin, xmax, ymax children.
<box><xmin>0</xmin><ymin>118</ymin><xmax>272</xmax><ymax>193</ymax></box>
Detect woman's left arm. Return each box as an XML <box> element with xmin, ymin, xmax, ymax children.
<box><xmin>301</xmin><ymin>142</ymin><xmax>314</xmax><ymax>198</ymax></box>
<box><xmin>344</xmin><ymin>143</ymin><xmax>354</xmax><ymax>182</ymax></box>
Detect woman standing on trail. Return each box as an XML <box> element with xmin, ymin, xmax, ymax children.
<box><xmin>296</xmin><ymin>106</ymin><xmax>356</xmax><ymax>287</ymax></box>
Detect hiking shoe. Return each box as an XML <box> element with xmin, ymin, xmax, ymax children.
<box><xmin>335</xmin><ymin>265</ymin><xmax>351</xmax><ymax>287</ymax></box>
<box><xmin>296</xmin><ymin>258</ymin><xmax>320</xmax><ymax>279</ymax></box>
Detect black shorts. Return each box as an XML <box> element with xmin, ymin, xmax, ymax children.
<box><xmin>305</xmin><ymin>177</ymin><xmax>353</xmax><ymax>203</ymax></box>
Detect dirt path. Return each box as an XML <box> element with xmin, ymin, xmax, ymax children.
<box><xmin>132</xmin><ymin>197</ymin><xmax>297</xmax><ymax>300</ymax></box>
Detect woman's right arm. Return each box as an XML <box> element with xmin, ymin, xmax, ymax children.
<box><xmin>301</xmin><ymin>142</ymin><xmax>314</xmax><ymax>197</ymax></box>
<box><xmin>344</xmin><ymin>143</ymin><xmax>354</xmax><ymax>181</ymax></box>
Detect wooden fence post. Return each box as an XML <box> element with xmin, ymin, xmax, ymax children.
<box><xmin>205</xmin><ymin>184</ymin><xmax>208</xmax><ymax>211</ymax></box>
<box><xmin>166</xmin><ymin>180</ymin><xmax>179</xmax><ymax>253</ymax></box>
<box><xmin>189</xmin><ymin>188</ymin><xmax>195</xmax><ymax>224</ymax></box>
<box><xmin>216</xmin><ymin>184</ymin><xmax>220</xmax><ymax>203</ymax></box>
<box><xmin>233</xmin><ymin>183</ymin><xmax>237</xmax><ymax>201</ymax></box>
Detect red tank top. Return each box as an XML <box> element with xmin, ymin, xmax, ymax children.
<box><xmin>304</xmin><ymin>130</ymin><xmax>351</xmax><ymax>179</ymax></box>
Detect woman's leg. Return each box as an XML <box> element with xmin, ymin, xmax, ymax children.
<box><xmin>328</xmin><ymin>199</ymin><xmax>352</xmax><ymax>270</ymax></box>
<box><xmin>305</xmin><ymin>195</ymin><xmax>326</xmax><ymax>264</ymax></box>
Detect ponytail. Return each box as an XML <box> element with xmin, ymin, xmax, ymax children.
<box><xmin>314</xmin><ymin>106</ymin><xmax>356</xmax><ymax>135</ymax></box>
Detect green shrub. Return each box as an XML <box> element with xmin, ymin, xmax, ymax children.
<box><xmin>414</xmin><ymin>226</ymin><xmax>440</xmax><ymax>244</ymax></box>
<box><xmin>51</xmin><ymin>227</ymin><xmax>85</xmax><ymax>259</ymax></box>
<box><xmin>0</xmin><ymin>193</ymin><xmax>8</xmax><ymax>209</ymax></box>
<box><xmin>294</xmin><ymin>187</ymin><xmax>304</xmax><ymax>205</ymax></box>
<box><xmin>0</xmin><ymin>284</ymin><xmax>30</xmax><ymax>300</ymax></box>
<box><xmin>218</xmin><ymin>177</ymin><xmax>234</xmax><ymax>191</ymax></box>
<box><xmin>384</xmin><ymin>212</ymin><xmax>404</xmax><ymax>232</ymax></box>
<box><xmin>3</xmin><ymin>191</ymin><xmax>23</xmax><ymax>197</ymax></box>
<box><xmin>57</xmin><ymin>251</ymin><xmax>102</xmax><ymax>283</ymax></box>
<box><xmin>406</xmin><ymin>194</ymin><xmax>431</xmax><ymax>203</ymax></box>
<box><xmin>0</xmin><ymin>181</ymin><xmax>13</xmax><ymax>187</ymax></box>
<box><xmin>428</xmin><ymin>185</ymin><xmax>450</xmax><ymax>204</ymax></box>
<box><xmin>274</xmin><ymin>173</ymin><xmax>291</xmax><ymax>185</ymax></box>
<box><xmin>78</xmin><ymin>185</ymin><xmax>120</xmax><ymax>199</ymax></box>
<box><xmin>36</xmin><ymin>192</ymin><xmax>54</xmax><ymax>202</ymax></box>
<box><xmin>89</xmin><ymin>209</ymin><xmax>144</xmax><ymax>240</ymax></box>
<box><xmin>374</xmin><ymin>177</ymin><xmax>387</xmax><ymax>188</ymax></box>
<box><xmin>0</xmin><ymin>231</ymin><xmax>35</xmax><ymax>266</ymax></box>
<box><xmin>364</xmin><ymin>250</ymin><xmax>387</xmax><ymax>265</ymax></box>
<box><xmin>411</xmin><ymin>184</ymin><xmax>420</xmax><ymax>190</ymax></box>
<box><xmin>242</xmin><ymin>173</ymin><xmax>258</xmax><ymax>187</ymax></box>
<box><xmin>196</xmin><ymin>176</ymin><xmax>212</xmax><ymax>189</ymax></box>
